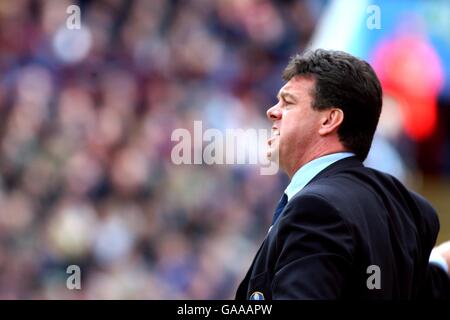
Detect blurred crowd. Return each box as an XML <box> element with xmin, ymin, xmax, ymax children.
<box><xmin>0</xmin><ymin>0</ymin><xmax>326</xmax><ymax>299</ymax></box>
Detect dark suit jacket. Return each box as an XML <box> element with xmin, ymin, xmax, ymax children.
<box><xmin>236</xmin><ymin>156</ymin><xmax>450</xmax><ymax>299</ymax></box>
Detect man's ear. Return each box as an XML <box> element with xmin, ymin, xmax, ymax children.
<box><xmin>318</xmin><ymin>108</ymin><xmax>344</xmax><ymax>136</ymax></box>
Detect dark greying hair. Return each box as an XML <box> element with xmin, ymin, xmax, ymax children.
<box><xmin>282</xmin><ymin>49</ymin><xmax>383</xmax><ymax>161</ymax></box>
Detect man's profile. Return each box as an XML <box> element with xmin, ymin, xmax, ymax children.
<box><xmin>235</xmin><ymin>49</ymin><xmax>450</xmax><ymax>300</ymax></box>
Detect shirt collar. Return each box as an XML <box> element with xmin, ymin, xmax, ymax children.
<box><xmin>284</xmin><ymin>152</ymin><xmax>355</xmax><ymax>201</ymax></box>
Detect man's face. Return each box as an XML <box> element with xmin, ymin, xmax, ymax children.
<box><xmin>266</xmin><ymin>76</ymin><xmax>322</xmax><ymax>173</ymax></box>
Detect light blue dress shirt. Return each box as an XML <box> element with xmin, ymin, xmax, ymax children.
<box><xmin>284</xmin><ymin>152</ymin><xmax>355</xmax><ymax>202</ymax></box>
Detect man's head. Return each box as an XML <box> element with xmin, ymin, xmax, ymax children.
<box><xmin>266</xmin><ymin>49</ymin><xmax>382</xmax><ymax>177</ymax></box>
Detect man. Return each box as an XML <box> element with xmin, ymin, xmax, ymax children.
<box><xmin>235</xmin><ymin>49</ymin><xmax>450</xmax><ymax>300</ymax></box>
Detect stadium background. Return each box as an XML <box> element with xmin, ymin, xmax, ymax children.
<box><xmin>0</xmin><ymin>0</ymin><xmax>449</xmax><ymax>299</ymax></box>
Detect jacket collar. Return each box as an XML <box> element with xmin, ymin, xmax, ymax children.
<box><xmin>305</xmin><ymin>155</ymin><xmax>363</xmax><ymax>187</ymax></box>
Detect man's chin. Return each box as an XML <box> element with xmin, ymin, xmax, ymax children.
<box><xmin>266</xmin><ymin>147</ymin><xmax>280</xmax><ymax>163</ymax></box>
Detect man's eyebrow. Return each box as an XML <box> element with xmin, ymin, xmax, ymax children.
<box><xmin>277</xmin><ymin>91</ymin><xmax>297</xmax><ymax>102</ymax></box>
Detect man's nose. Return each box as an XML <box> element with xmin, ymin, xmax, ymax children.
<box><xmin>266</xmin><ymin>105</ymin><xmax>281</xmax><ymax>122</ymax></box>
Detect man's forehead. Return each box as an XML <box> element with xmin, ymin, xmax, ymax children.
<box><xmin>278</xmin><ymin>76</ymin><xmax>314</xmax><ymax>96</ymax></box>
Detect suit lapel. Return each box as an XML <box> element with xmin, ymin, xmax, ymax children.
<box><xmin>235</xmin><ymin>238</ymin><xmax>266</xmax><ymax>299</ymax></box>
<box><xmin>236</xmin><ymin>156</ymin><xmax>363</xmax><ymax>299</ymax></box>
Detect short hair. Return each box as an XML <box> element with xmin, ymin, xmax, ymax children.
<box><xmin>282</xmin><ymin>49</ymin><xmax>383</xmax><ymax>161</ymax></box>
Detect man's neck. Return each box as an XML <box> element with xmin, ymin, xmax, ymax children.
<box><xmin>286</xmin><ymin>146</ymin><xmax>349</xmax><ymax>179</ymax></box>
